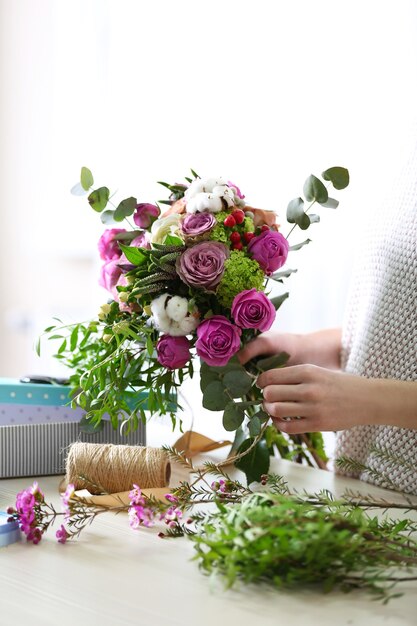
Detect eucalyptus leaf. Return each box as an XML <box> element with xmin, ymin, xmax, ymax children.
<box><xmin>271</xmin><ymin>268</ymin><xmax>298</xmax><ymax>280</ymax></box>
<box><xmin>319</xmin><ymin>198</ymin><xmax>339</xmax><ymax>209</ymax></box>
<box><xmin>322</xmin><ymin>167</ymin><xmax>349</xmax><ymax>190</ymax></box>
<box><xmin>248</xmin><ymin>415</ymin><xmax>262</xmax><ymax>437</ymax></box>
<box><xmin>202</xmin><ymin>381</ymin><xmax>228</xmax><ymax>411</ymax></box>
<box><xmin>303</xmin><ymin>175</ymin><xmax>328</xmax><ymax>203</ymax></box>
<box><xmin>235</xmin><ymin>439</ymin><xmax>270</xmax><ymax>484</ymax></box>
<box><xmin>79</xmin><ymin>415</ymin><xmax>104</xmax><ymax>434</ymax></box>
<box><xmin>88</xmin><ymin>187</ymin><xmax>110</xmax><ymax>212</ymax></box>
<box><xmin>100</xmin><ymin>210</ymin><xmax>116</xmax><ymax>225</ymax></box>
<box><xmin>80</xmin><ymin>167</ymin><xmax>94</xmax><ymax>191</ymax></box>
<box><xmin>270</xmin><ymin>292</ymin><xmax>289</xmax><ymax>311</ymax></box>
<box><xmin>298</xmin><ymin>213</ymin><xmax>311</xmax><ymax>230</ymax></box>
<box><xmin>113</xmin><ymin>197</ymin><xmax>137</xmax><ymax>221</ymax></box>
<box><xmin>255</xmin><ymin>352</ymin><xmax>290</xmax><ymax>372</ymax></box>
<box><xmin>70</xmin><ymin>182</ymin><xmax>88</xmax><ymax>196</ymax></box>
<box><xmin>308</xmin><ymin>214</ymin><xmax>321</xmax><ymax>223</ymax></box>
<box><xmin>200</xmin><ymin>367</ymin><xmax>220</xmax><ymax>393</ymax></box>
<box><xmin>223</xmin><ymin>370</ymin><xmax>253</xmax><ymax>397</ymax></box>
<box><xmin>286</xmin><ymin>197</ymin><xmax>305</xmax><ymax>224</ymax></box>
<box><xmin>289</xmin><ymin>238</ymin><xmax>311</xmax><ymax>251</ymax></box>
<box><xmin>223</xmin><ymin>402</ymin><xmax>245</xmax><ymax>431</ymax></box>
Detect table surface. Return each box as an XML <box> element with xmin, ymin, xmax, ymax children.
<box><xmin>1</xmin><ymin>453</ymin><xmax>416</xmax><ymax>626</ymax></box>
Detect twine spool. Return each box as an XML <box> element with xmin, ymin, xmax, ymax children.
<box><xmin>65</xmin><ymin>442</ymin><xmax>171</xmax><ymax>494</ymax></box>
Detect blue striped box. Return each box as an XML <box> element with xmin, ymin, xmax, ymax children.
<box><xmin>0</xmin><ymin>378</ymin><xmax>146</xmax><ymax>478</ymax></box>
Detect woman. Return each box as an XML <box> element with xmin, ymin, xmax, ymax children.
<box><xmin>239</xmin><ymin>145</ymin><xmax>417</xmax><ymax>495</ymax></box>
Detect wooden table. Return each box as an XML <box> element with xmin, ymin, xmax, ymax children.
<box><xmin>1</xmin><ymin>455</ymin><xmax>416</xmax><ymax>626</ymax></box>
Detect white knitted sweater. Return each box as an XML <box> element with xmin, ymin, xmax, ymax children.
<box><xmin>334</xmin><ymin>147</ymin><xmax>417</xmax><ymax>495</ymax></box>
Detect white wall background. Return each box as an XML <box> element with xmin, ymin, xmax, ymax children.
<box><xmin>0</xmin><ymin>0</ymin><xmax>416</xmax><ymax>447</ymax></box>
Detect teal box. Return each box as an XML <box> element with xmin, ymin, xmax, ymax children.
<box><xmin>0</xmin><ymin>378</ymin><xmax>147</xmax><ymax>478</ymax></box>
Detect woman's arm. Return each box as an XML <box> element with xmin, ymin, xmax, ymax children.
<box><xmin>238</xmin><ymin>328</ymin><xmax>342</xmax><ymax>370</ymax></box>
<box><xmin>256</xmin><ymin>365</ymin><xmax>417</xmax><ymax>432</ymax></box>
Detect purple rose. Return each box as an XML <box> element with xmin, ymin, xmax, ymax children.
<box><xmin>181</xmin><ymin>212</ymin><xmax>216</xmax><ymax>236</ymax></box>
<box><xmin>196</xmin><ymin>316</ymin><xmax>241</xmax><ymax>367</ymax></box>
<box><xmin>176</xmin><ymin>242</ymin><xmax>229</xmax><ymax>290</ymax></box>
<box><xmin>157</xmin><ymin>335</ymin><xmax>191</xmax><ymax>369</ymax></box>
<box><xmin>133</xmin><ymin>203</ymin><xmax>160</xmax><ymax>229</ymax></box>
<box><xmin>231</xmin><ymin>289</ymin><xmax>276</xmax><ymax>332</ymax></box>
<box><xmin>248</xmin><ymin>230</ymin><xmax>289</xmax><ymax>274</ymax></box>
<box><xmin>98</xmin><ymin>228</ymin><xmax>126</xmax><ymax>261</ymax></box>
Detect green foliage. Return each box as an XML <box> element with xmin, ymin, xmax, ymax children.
<box><xmin>189</xmin><ymin>490</ymin><xmax>417</xmax><ymax>601</ymax></box>
<box><xmin>322</xmin><ymin>166</ymin><xmax>350</xmax><ymax>190</ymax></box>
<box><xmin>88</xmin><ymin>187</ymin><xmax>110</xmax><ymax>212</ymax></box>
<box><xmin>113</xmin><ymin>197</ymin><xmax>137</xmax><ymax>221</ymax></box>
<box><xmin>80</xmin><ymin>166</ymin><xmax>94</xmax><ymax>191</ymax></box>
<box><xmin>303</xmin><ymin>174</ymin><xmax>329</xmax><ymax>204</ymax></box>
<box><xmin>234</xmin><ymin>439</ymin><xmax>270</xmax><ymax>483</ymax></box>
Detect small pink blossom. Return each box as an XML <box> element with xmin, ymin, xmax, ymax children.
<box><xmin>56</xmin><ymin>524</ymin><xmax>69</xmax><ymax>544</ymax></box>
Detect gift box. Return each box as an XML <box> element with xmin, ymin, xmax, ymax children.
<box><xmin>0</xmin><ymin>378</ymin><xmax>147</xmax><ymax>478</ymax></box>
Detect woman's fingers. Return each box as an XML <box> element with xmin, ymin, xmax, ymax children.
<box><xmin>263</xmin><ymin>401</ymin><xmax>306</xmax><ymax>418</ymax></box>
<box><xmin>258</xmin><ymin>364</ymin><xmax>318</xmax><ymax>388</ymax></box>
<box><xmin>237</xmin><ymin>334</ymin><xmax>275</xmax><ymax>365</ymax></box>
<box><xmin>262</xmin><ymin>383</ymin><xmax>304</xmax><ymax>403</ymax></box>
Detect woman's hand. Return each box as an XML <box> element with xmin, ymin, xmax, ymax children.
<box><xmin>256</xmin><ymin>365</ymin><xmax>417</xmax><ymax>433</ymax></box>
<box><xmin>238</xmin><ymin>328</ymin><xmax>342</xmax><ymax>370</ymax></box>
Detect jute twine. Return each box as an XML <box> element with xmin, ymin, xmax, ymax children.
<box><xmin>65</xmin><ymin>442</ymin><xmax>171</xmax><ymax>494</ymax></box>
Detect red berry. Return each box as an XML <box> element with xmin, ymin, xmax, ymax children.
<box><xmin>232</xmin><ymin>241</ymin><xmax>243</xmax><ymax>251</ymax></box>
<box><xmin>224</xmin><ymin>215</ymin><xmax>236</xmax><ymax>228</ymax></box>
<box><xmin>230</xmin><ymin>231</ymin><xmax>241</xmax><ymax>244</ymax></box>
<box><xmin>261</xmin><ymin>224</ymin><xmax>270</xmax><ymax>232</ymax></box>
<box><xmin>231</xmin><ymin>209</ymin><xmax>245</xmax><ymax>224</ymax></box>
<box><xmin>243</xmin><ymin>231</ymin><xmax>255</xmax><ymax>244</ymax></box>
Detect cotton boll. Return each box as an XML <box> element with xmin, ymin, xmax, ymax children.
<box><xmin>185</xmin><ymin>179</ymin><xmax>206</xmax><ymax>200</ymax></box>
<box><xmin>187</xmin><ymin>193</ymin><xmax>223</xmax><ymax>214</ymax></box>
<box><xmin>150</xmin><ymin>293</ymin><xmax>169</xmax><ymax>319</ymax></box>
<box><xmin>165</xmin><ymin>296</ymin><xmax>189</xmax><ymax>322</ymax></box>
<box><xmin>154</xmin><ymin>316</ymin><xmax>173</xmax><ymax>334</ymax></box>
<box><xmin>204</xmin><ymin>177</ymin><xmax>227</xmax><ymax>190</ymax></box>
<box><xmin>179</xmin><ymin>315</ymin><xmax>199</xmax><ymax>334</ymax></box>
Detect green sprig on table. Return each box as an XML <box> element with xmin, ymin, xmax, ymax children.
<box><xmin>188</xmin><ymin>484</ymin><xmax>417</xmax><ymax>603</ymax></box>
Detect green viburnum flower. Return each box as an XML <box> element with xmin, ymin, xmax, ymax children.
<box><xmin>209</xmin><ymin>211</ymin><xmax>231</xmax><ymax>244</ymax></box>
<box><xmin>243</xmin><ymin>215</ymin><xmax>254</xmax><ymax>232</ymax></box>
<box><xmin>217</xmin><ymin>250</ymin><xmax>265</xmax><ymax>308</ymax></box>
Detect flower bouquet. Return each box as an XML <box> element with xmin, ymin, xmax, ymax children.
<box><xmin>43</xmin><ymin>166</ymin><xmax>349</xmax><ymax>482</ymax></box>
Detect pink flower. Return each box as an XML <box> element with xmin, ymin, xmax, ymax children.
<box><xmin>231</xmin><ymin>289</ymin><xmax>276</xmax><ymax>332</ymax></box>
<box><xmin>227</xmin><ymin>181</ymin><xmax>245</xmax><ymax>200</ymax></box>
<box><xmin>133</xmin><ymin>203</ymin><xmax>160</xmax><ymax>229</ymax></box>
<box><xmin>176</xmin><ymin>242</ymin><xmax>229</xmax><ymax>291</ymax></box>
<box><xmin>99</xmin><ymin>259</ymin><xmax>123</xmax><ymax>294</ymax></box>
<box><xmin>196</xmin><ymin>316</ymin><xmax>241</xmax><ymax>367</ymax></box>
<box><xmin>56</xmin><ymin>524</ymin><xmax>69</xmax><ymax>544</ymax></box>
<box><xmin>248</xmin><ymin>230</ymin><xmax>289</xmax><ymax>275</ymax></box>
<box><xmin>157</xmin><ymin>335</ymin><xmax>191</xmax><ymax>369</ymax></box>
<box><xmin>128</xmin><ymin>484</ymin><xmax>145</xmax><ymax>506</ymax></box>
<box><xmin>27</xmin><ymin>527</ymin><xmax>43</xmax><ymax>545</ymax></box>
<box><xmin>98</xmin><ymin>228</ymin><xmax>126</xmax><ymax>261</ymax></box>
<box><xmin>130</xmin><ymin>232</ymin><xmax>151</xmax><ymax>250</ymax></box>
<box><xmin>61</xmin><ymin>484</ymin><xmax>75</xmax><ymax>519</ymax></box>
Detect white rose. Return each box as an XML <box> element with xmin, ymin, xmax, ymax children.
<box><xmin>151</xmin><ymin>214</ymin><xmax>183</xmax><ymax>245</ymax></box>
